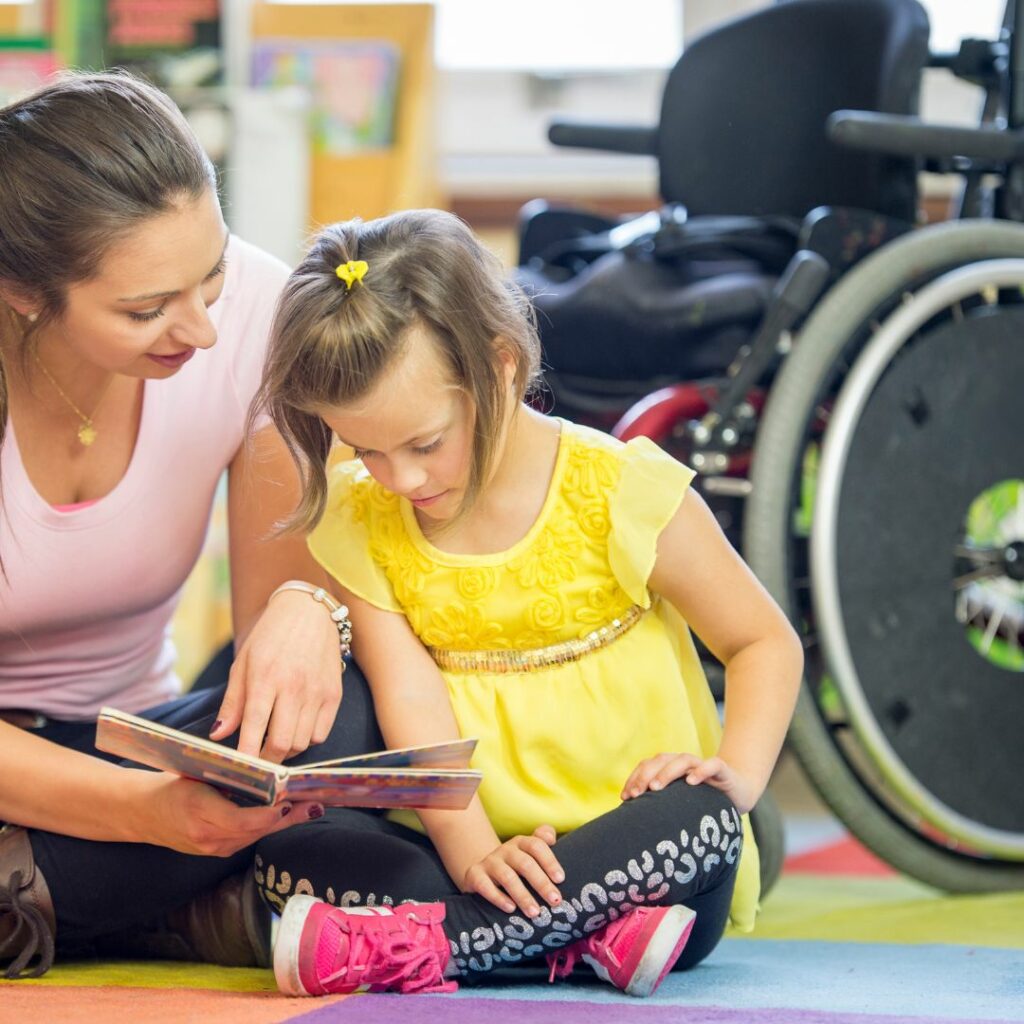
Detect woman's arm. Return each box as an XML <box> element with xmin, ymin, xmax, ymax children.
<box><xmin>0</xmin><ymin>721</ymin><xmax>308</xmax><ymax>853</ymax></box>
<box><xmin>645</xmin><ymin>488</ymin><xmax>804</xmax><ymax>812</ymax></box>
<box><xmin>211</xmin><ymin>425</ymin><xmax>343</xmax><ymax>761</ymax></box>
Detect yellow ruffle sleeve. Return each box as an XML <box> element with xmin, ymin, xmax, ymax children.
<box><xmin>307</xmin><ymin>456</ymin><xmax>403</xmax><ymax>614</ymax></box>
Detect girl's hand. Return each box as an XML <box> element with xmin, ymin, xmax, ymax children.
<box><xmin>462</xmin><ymin>825</ymin><xmax>564</xmax><ymax>918</ymax></box>
<box><xmin>621</xmin><ymin>752</ymin><xmax>759</xmax><ymax>815</ymax></box>
<box><xmin>130</xmin><ymin>770</ymin><xmax>323</xmax><ymax>856</ymax></box>
<box><xmin>211</xmin><ymin>590</ymin><xmax>343</xmax><ymax>762</ymax></box>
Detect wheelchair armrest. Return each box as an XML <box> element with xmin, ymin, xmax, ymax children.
<box><xmin>547</xmin><ymin>119</ymin><xmax>658</xmax><ymax>155</ymax></box>
<box><xmin>828</xmin><ymin>110</ymin><xmax>1024</xmax><ymax>164</ymax></box>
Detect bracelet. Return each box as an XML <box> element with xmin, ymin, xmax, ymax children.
<box><xmin>269</xmin><ymin>581</ymin><xmax>353</xmax><ymax>660</ymax></box>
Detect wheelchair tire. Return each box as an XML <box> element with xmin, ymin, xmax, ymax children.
<box><xmin>744</xmin><ymin>219</ymin><xmax>1024</xmax><ymax>891</ymax></box>
<box><xmin>750</xmin><ymin>788</ymin><xmax>785</xmax><ymax>898</ymax></box>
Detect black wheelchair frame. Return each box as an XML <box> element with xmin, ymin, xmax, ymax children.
<box><xmin>525</xmin><ymin>0</ymin><xmax>1024</xmax><ymax>892</ymax></box>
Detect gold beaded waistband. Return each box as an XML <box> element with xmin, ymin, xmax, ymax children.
<box><xmin>429</xmin><ymin>604</ymin><xmax>645</xmax><ymax>674</ymax></box>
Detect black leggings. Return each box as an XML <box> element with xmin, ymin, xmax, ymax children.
<box><xmin>28</xmin><ymin>660</ymin><xmax>385</xmax><ymax>950</ymax></box>
<box><xmin>255</xmin><ymin>775</ymin><xmax>741</xmax><ymax>975</ymax></box>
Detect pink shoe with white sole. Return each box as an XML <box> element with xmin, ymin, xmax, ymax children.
<box><xmin>273</xmin><ymin>895</ymin><xmax>456</xmax><ymax>996</ymax></box>
<box><xmin>547</xmin><ymin>904</ymin><xmax>696</xmax><ymax>997</ymax></box>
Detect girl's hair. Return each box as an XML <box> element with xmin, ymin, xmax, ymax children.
<box><xmin>0</xmin><ymin>70</ymin><xmax>216</xmax><ymax>453</ymax></box>
<box><xmin>256</xmin><ymin>208</ymin><xmax>542</xmax><ymax>532</ymax></box>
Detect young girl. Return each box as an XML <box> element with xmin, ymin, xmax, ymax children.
<box><xmin>257</xmin><ymin>209</ymin><xmax>803</xmax><ymax>997</ymax></box>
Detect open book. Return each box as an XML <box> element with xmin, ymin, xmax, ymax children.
<box><xmin>95</xmin><ymin>707</ymin><xmax>481</xmax><ymax>811</ymax></box>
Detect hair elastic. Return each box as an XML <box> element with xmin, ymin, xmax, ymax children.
<box><xmin>336</xmin><ymin>259</ymin><xmax>368</xmax><ymax>290</ymax></box>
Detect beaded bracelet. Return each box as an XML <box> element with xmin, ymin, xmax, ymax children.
<box><xmin>269</xmin><ymin>581</ymin><xmax>353</xmax><ymax>661</ymax></box>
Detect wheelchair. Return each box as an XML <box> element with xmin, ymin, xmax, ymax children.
<box><xmin>517</xmin><ymin>0</ymin><xmax>1024</xmax><ymax>893</ymax></box>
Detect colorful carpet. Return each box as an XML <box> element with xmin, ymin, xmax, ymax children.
<box><xmin>3</xmin><ymin>817</ymin><xmax>1022</xmax><ymax>1024</ymax></box>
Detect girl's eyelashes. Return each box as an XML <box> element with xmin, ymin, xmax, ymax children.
<box><xmin>126</xmin><ymin>259</ymin><xmax>227</xmax><ymax>324</ymax></box>
<box><xmin>351</xmin><ymin>437</ymin><xmax>443</xmax><ymax>461</ymax></box>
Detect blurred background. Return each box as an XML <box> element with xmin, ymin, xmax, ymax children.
<box><xmin>0</xmin><ymin>0</ymin><xmax>1006</xmax><ymax>687</ymax></box>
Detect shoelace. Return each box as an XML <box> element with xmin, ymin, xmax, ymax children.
<box><xmin>0</xmin><ymin>869</ymin><xmax>55</xmax><ymax>979</ymax></box>
<box><xmin>321</xmin><ymin>917</ymin><xmax>456</xmax><ymax>995</ymax></box>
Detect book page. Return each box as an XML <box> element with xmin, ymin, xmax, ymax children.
<box><xmin>282</xmin><ymin>768</ymin><xmax>482</xmax><ymax>810</ymax></box>
<box><xmin>303</xmin><ymin>737</ymin><xmax>477</xmax><ymax>771</ymax></box>
<box><xmin>95</xmin><ymin>708</ymin><xmax>278</xmax><ymax>804</ymax></box>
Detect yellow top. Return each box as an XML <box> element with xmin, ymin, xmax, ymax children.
<box><xmin>309</xmin><ymin>419</ymin><xmax>760</xmax><ymax>931</ymax></box>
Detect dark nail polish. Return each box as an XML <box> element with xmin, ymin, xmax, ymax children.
<box><xmin>308</xmin><ymin>804</ymin><xmax>324</xmax><ymax>820</ymax></box>
<box><xmin>280</xmin><ymin>805</ymin><xmax>292</xmax><ymax>817</ymax></box>
<box><xmin>210</xmin><ymin>720</ymin><xmax>223</xmax><ymax>734</ymax></box>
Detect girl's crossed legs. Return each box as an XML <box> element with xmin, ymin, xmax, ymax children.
<box><xmin>255</xmin><ymin>777</ymin><xmax>741</xmax><ymax>978</ymax></box>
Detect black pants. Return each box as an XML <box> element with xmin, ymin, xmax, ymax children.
<box><xmin>28</xmin><ymin>660</ymin><xmax>385</xmax><ymax>950</ymax></box>
<box><xmin>255</xmin><ymin>774</ymin><xmax>741</xmax><ymax>975</ymax></box>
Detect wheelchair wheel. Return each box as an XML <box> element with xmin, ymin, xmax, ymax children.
<box><xmin>745</xmin><ymin>220</ymin><xmax>1024</xmax><ymax>891</ymax></box>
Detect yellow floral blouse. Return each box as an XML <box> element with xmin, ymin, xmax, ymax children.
<box><xmin>308</xmin><ymin>419</ymin><xmax>760</xmax><ymax>931</ymax></box>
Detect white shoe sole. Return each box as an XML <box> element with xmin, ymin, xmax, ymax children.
<box><xmin>274</xmin><ymin>893</ymin><xmax>320</xmax><ymax>996</ymax></box>
<box><xmin>623</xmin><ymin>905</ymin><xmax>697</xmax><ymax>997</ymax></box>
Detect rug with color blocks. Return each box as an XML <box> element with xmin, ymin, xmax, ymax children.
<box><xmin>2</xmin><ymin>819</ymin><xmax>1022</xmax><ymax>1024</ymax></box>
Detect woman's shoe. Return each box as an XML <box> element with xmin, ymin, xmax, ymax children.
<box><xmin>547</xmin><ymin>904</ymin><xmax>696</xmax><ymax>997</ymax></box>
<box><xmin>0</xmin><ymin>825</ymin><xmax>56</xmax><ymax>979</ymax></box>
<box><xmin>274</xmin><ymin>895</ymin><xmax>456</xmax><ymax>996</ymax></box>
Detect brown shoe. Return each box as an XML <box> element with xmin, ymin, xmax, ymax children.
<box><xmin>92</xmin><ymin>869</ymin><xmax>271</xmax><ymax>968</ymax></box>
<box><xmin>0</xmin><ymin>825</ymin><xmax>56</xmax><ymax>979</ymax></box>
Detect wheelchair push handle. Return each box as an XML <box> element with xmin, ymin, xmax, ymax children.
<box><xmin>828</xmin><ymin>110</ymin><xmax>1024</xmax><ymax>164</ymax></box>
<box><xmin>547</xmin><ymin>119</ymin><xmax>658</xmax><ymax>156</ymax></box>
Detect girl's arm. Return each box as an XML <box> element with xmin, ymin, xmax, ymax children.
<box><xmin>211</xmin><ymin>425</ymin><xmax>344</xmax><ymax>761</ymax></box>
<box><xmin>0</xmin><ymin>721</ymin><xmax>309</xmax><ymax>853</ymax></box>
<box><xmin>342</xmin><ymin>587</ymin><xmax>563</xmax><ymax>915</ymax></box>
<box><xmin>641</xmin><ymin>488</ymin><xmax>804</xmax><ymax>813</ymax></box>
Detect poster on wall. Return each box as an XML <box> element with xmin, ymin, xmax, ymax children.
<box><xmin>251</xmin><ymin>39</ymin><xmax>401</xmax><ymax>155</ymax></box>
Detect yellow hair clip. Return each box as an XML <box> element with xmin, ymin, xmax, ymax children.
<box><xmin>336</xmin><ymin>259</ymin><xmax>369</xmax><ymax>290</ymax></box>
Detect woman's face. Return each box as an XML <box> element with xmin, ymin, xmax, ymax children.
<box><xmin>44</xmin><ymin>187</ymin><xmax>229</xmax><ymax>378</ymax></box>
<box><xmin>318</xmin><ymin>326</ymin><xmax>477</xmax><ymax>525</ymax></box>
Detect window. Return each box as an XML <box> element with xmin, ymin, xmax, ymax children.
<box><xmin>917</xmin><ymin>0</ymin><xmax>1005</xmax><ymax>54</ymax></box>
<box><xmin>267</xmin><ymin>0</ymin><xmax>683</xmax><ymax>71</ymax></box>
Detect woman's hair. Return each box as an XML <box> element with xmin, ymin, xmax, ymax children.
<box><xmin>255</xmin><ymin>208</ymin><xmax>542</xmax><ymax>532</ymax></box>
<box><xmin>0</xmin><ymin>70</ymin><xmax>216</xmax><ymax>452</ymax></box>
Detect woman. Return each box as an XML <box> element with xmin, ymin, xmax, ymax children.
<box><xmin>0</xmin><ymin>71</ymin><xmax>381</xmax><ymax>979</ymax></box>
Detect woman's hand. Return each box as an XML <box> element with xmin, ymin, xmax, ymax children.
<box><xmin>130</xmin><ymin>769</ymin><xmax>323</xmax><ymax>856</ymax></box>
<box><xmin>621</xmin><ymin>752</ymin><xmax>760</xmax><ymax>815</ymax></box>
<box><xmin>462</xmin><ymin>825</ymin><xmax>564</xmax><ymax>918</ymax></box>
<box><xmin>210</xmin><ymin>590</ymin><xmax>343</xmax><ymax>762</ymax></box>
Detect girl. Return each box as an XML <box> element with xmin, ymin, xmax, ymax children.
<box><xmin>0</xmin><ymin>72</ymin><xmax>384</xmax><ymax>979</ymax></box>
<box><xmin>257</xmin><ymin>209</ymin><xmax>803</xmax><ymax>997</ymax></box>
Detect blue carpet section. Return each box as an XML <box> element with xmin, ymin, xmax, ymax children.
<box><xmin>441</xmin><ymin>940</ymin><xmax>1024</xmax><ymax>1021</ymax></box>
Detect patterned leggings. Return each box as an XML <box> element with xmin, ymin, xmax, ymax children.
<box><xmin>255</xmin><ymin>779</ymin><xmax>741</xmax><ymax>975</ymax></box>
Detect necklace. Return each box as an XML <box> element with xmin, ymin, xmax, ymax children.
<box><xmin>33</xmin><ymin>354</ymin><xmax>116</xmax><ymax>447</ymax></box>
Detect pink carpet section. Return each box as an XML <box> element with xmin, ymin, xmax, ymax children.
<box><xmin>783</xmin><ymin>835</ymin><xmax>897</xmax><ymax>876</ymax></box>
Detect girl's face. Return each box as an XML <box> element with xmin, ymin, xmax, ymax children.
<box><xmin>318</xmin><ymin>325</ymin><xmax>477</xmax><ymax>524</ymax></box>
<box><xmin>38</xmin><ymin>187</ymin><xmax>229</xmax><ymax>378</ymax></box>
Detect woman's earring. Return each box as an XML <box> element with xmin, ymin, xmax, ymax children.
<box><xmin>27</xmin><ymin>312</ymin><xmax>38</xmax><ymax>323</ymax></box>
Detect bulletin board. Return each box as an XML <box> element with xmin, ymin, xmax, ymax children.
<box><xmin>250</xmin><ymin>2</ymin><xmax>439</xmax><ymax>226</ymax></box>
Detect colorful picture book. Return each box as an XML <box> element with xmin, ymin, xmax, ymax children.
<box><xmin>96</xmin><ymin>707</ymin><xmax>481</xmax><ymax>810</ymax></box>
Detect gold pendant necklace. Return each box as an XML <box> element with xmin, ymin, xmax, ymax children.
<box><xmin>33</xmin><ymin>354</ymin><xmax>115</xmax><ymax>447</ymax></box>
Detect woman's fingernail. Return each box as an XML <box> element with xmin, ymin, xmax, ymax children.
<box><xmin>210</xmin><ymin>720</ymin><xmax>222</xmax><ymax>735</ymax></box>
<box><xmin>650</xmin><ymin>780</ymin><xmax>663</xmax><ymax>791</ymax></box>
<box><xmin>308</xmin><ymin>804</ymin><xmax>324</xmax><ymax>819</ymax></box>
<box><xmin>280</xmin><ymin>804</ymin><xmax>292</xmax><ymax>817</ymax></box>
<box><xmin>553</xmin><ymin>871</ymin><xmax>564</xmax><ymax>883</ymax></box>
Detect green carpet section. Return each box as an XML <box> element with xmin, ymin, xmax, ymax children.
<box><xmin>0</xmin><ymin>960</ymin><xmax>275</xmax><ymax>990</ymax></box>
<box><xmin>736</xmin><ymin>873</ymin><xmax>1024</xmax><ymax>948</ymax></box>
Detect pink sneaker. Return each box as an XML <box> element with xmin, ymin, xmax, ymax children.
<box><xmin>273</xmin><ymin>895</ymin><xmax>457</xmax><ymax>996</ymax></box>
<box><xmin>547</xmin><ymin>904</ymin><xmax>696</xmax><ymax>997</ymax></box>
